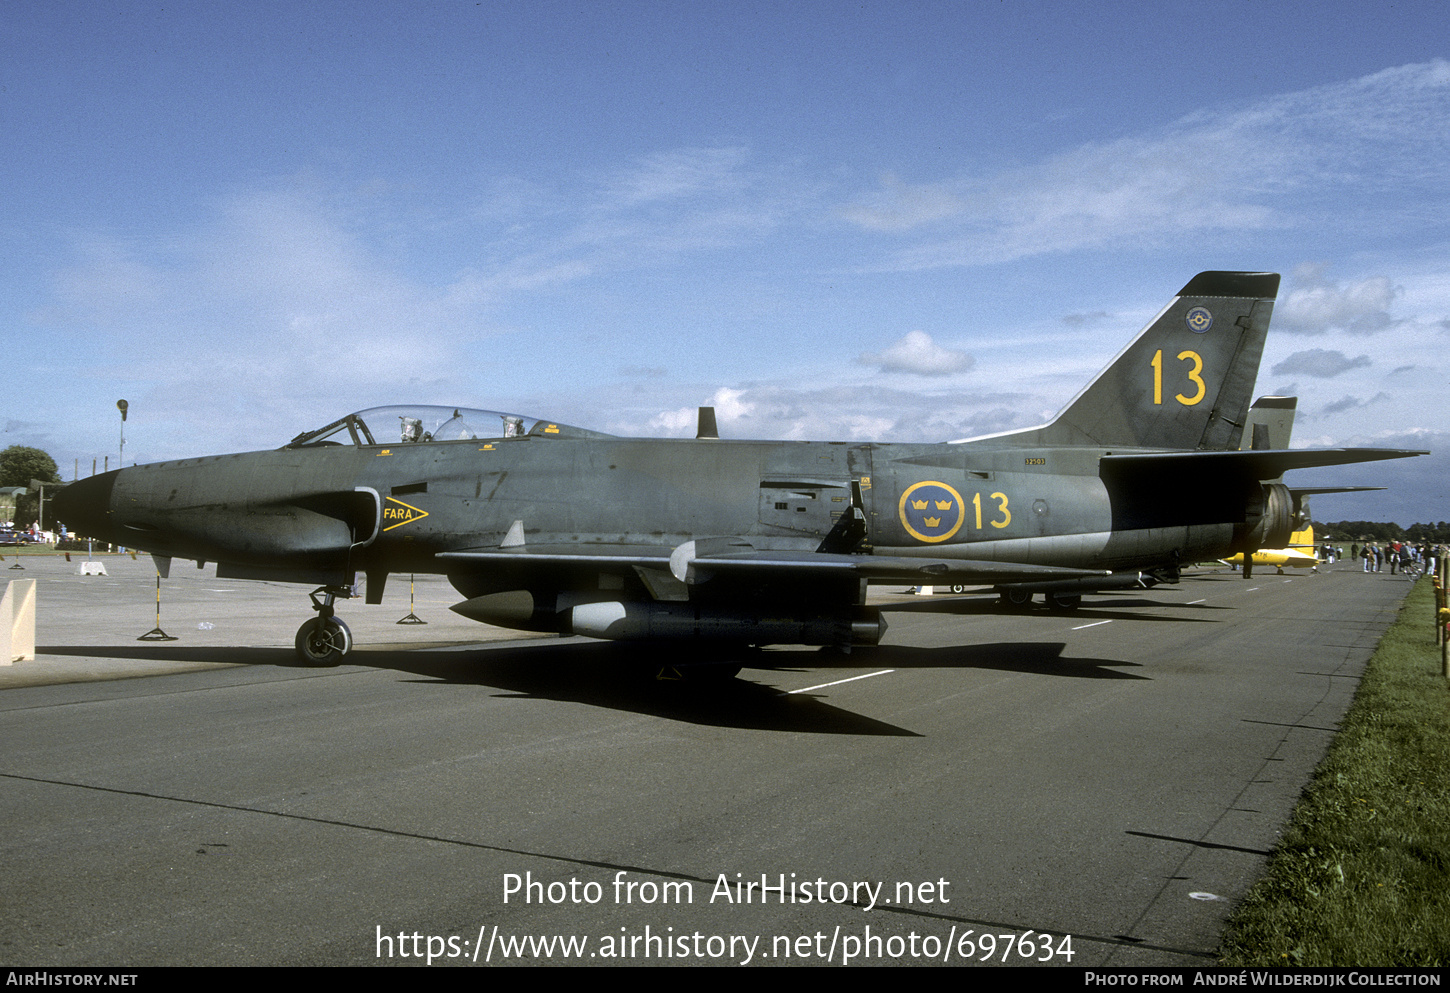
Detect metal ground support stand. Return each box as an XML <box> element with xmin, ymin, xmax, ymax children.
<box><xmin>396</xmin><ymin>574</ymin><xmax>427</xmax><ymax>624</ymax></box>
<box><xmin>137</xmin><ymin>570</ymin><xmax>178</xmax><ymax>641</ymax></box>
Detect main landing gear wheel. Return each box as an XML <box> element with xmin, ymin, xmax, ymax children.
<box><xmin>296</xmin><ymin>617</ymin><xmax>352</xmax><ymax>665</ymax></box>
<box><xmin>1046</xmin><ymin>592</ymin><xmax>1082</xmax><ymax>611</ymax></box>
<box><xmin>998</xmin><ymin>588</ymin><xmax>1034</xmax><ymax>610</ymax></box>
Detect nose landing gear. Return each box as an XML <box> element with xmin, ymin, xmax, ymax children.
<box><xmin>295</xmin><ymin>585</ymin><xmax>356</xmax><ymax>665</ymax></box>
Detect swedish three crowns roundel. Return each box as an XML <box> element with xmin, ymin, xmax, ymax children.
<box><xmin>898</xmin><ymin>480</ymin><xmax>965</xmax><ymax>543</ymax></box>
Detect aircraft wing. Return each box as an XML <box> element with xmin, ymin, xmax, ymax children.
<box><xmin>437</xmin><ymin>544</ymin><xmax>674</xmax><ymax>569</ymax></box>
<box><xmin>1100</xmin><ymin>447</ymin><xmax>1426</xmax><ymax>480</ymax></box>
<box><xmin>436</xmin><ymin>545</ymin><xmax>1107</xmax><ymax>586</ymax></box>
<box><xmin>670</xmin><ymin>549</ymin><xmax>1106</xmax><ymax>585</ymax></box>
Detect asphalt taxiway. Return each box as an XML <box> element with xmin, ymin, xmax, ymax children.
<box><xmin>0</xmin><ymin>555</ymin><xmax>1415</xmax><ymax>965</ymax></box>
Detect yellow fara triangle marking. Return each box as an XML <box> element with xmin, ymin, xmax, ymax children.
<box><xmin>382</xmin><ymin>496</ymin><xmax>430</xmax><ymax>531</ymax></box>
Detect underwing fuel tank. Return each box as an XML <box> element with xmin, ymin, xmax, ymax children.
<box><xmin>450</xmin><ymin>592</ymin><xmax>887</xmax><ymax>647</ymax></box>
<box><xmin>568</xmin><ymin>601</ymin><xmax>887</xmax><ymax>646</ymax></box>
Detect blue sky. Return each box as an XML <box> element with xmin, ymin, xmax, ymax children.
<box><xmin>4</xmin><ymin>1</ymin><xmax>1447</xmax><ymax>524</ymax></box>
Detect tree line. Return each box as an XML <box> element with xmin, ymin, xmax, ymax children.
<box><xmin>0</xmin><ymin>445</ymin><xmax>62</xmax><ymax>530</ymax></box>
<box><xmin>1315</xmin><ymin>520</ymin><xmax>1450</xmax><ymax>544</ymax></box>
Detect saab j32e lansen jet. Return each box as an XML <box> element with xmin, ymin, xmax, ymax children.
<box><xmin>55</xmin><ymin>271</ymin><xmax>1424</xmax><ymax>666</ymax></box>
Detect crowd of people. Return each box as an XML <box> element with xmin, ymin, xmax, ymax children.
<box><xmin>1343</xmin><ymin>539</ymin><xmax>1446</xmax><ymax>575</ymax></box>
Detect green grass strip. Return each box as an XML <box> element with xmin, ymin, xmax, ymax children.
<box><xmin>1219</xmin><ymin>578</ymin><xmax>1450</xmax><ymax>966</ymax></box>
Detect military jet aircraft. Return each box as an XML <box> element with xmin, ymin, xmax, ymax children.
<box><xmin>1222</xmin><ymin>523</ymin><xmax>1322</xmax><ymax>574</ymax></box>
<box><xmin>55</xmin><ymin>271</ymin><xmax>1424</xmax><ymax>665</ymax></box>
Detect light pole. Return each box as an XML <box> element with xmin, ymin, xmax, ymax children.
<box><xmin>117</xmin><ymin>399</ymin><xmax>128</xmax><ymax>468</ymax></box>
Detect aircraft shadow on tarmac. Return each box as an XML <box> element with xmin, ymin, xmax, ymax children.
<box><xmin>39</xmin><ymin>645</ymin><xmax>300</xmax><ymax>666</ymax></box>
<box><xmin>40</xmin><ymin>636</ymin><xmax>1145</xmax><ymax>735</ymax></box>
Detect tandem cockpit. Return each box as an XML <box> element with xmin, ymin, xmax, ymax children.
<box><xmin>285</xmin><ymin>405</ymin><xmax>612</xmax><ymax>449</ymax></box>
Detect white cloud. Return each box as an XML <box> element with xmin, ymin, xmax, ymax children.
<box><xmin>858</xmin><ymin>330</ymin><xmax>974</xmax><ymax>376</ymax></box>
<box><xmin>633</xmin><ymin>377</ymin><xmax>1034</xmax><ymax>444</ymax></box>
<box><xmin>710</xmin><ymin>386</ymin><xmax>754</xmax><ymax>421</ymax></box>
<box><xmin>648</xmin><ymin>406</ymin><xmax>697</xmax><ymax>435</ymax></box>
<box><xmin>1320</xmin><ymin>393</ymin><xmax>1389</xmax><ymax>417</ymax></box>
<box><xmin>842</xmin><ymin>60</ymin><xmax>1450</xmax><ymax>270</ymax></box>
<box><xmin>1271</xmin><ymin>349</ymin><xmax>1372</xmax><ymax>378</ymax></box>
<box><xmin>1061</xmin><ymin>311</ymin><xmax>1111</xmax><ymax>327</ymax></box>
<box><xmin>838</xmin><ymin>174</ymin><xmax>964</xmax><ymax>231</ymax></box>
<box><xmin>649</xmin><ymin>386</ymin><xmax>756</xmax><ymax>436</ymax></box>
<box><xmin>600</xmin><ymin>147</ymin><xmax>753</xmax><ymax>205</ymax></box>
<box><xmin>1277</xmin><ymin>264</ymin><xmax>1398</xmax><ymax>334</ymax></box>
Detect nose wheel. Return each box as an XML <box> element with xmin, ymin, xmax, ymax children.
<box><xmin>295</xmin><ymin>585</ymin><xmax>356</xmax><ymax>665</ymax></box>
<box><xmin>296</xmin><ymin>617</ymin><xmax>352</xmax><ymax>665</ymax></box>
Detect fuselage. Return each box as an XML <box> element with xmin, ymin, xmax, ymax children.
<box><xmin>58</xmin><ymin>428</ymin><xmax>1256</xmax><ymax>591</ymax></box>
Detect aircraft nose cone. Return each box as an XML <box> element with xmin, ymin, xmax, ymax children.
<box><xmin>52</xmin><ymin>471</ymin><xmax>120</xmax><ymax>539</ymax></box>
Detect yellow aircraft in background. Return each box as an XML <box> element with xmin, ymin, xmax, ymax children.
<box><xmin>1223</xmin><ymin>524</ymin><xmax>1320</xmax><ymax>573</ymax></box>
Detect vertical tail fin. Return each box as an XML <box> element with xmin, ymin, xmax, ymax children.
<box><xmin>1240</xmin><ymin>396</ymin><xmax>1298</xmax><ymax>451</ymax></box>
<box><xmin>1033</xmin><ymin>271</ymin><xmax>1280</xmax><ymax>450</ymax></box>
<box><xmin>1288</xmin><ymin>522</ymin><xmax>1315</xmax><ymax>549</ymax></box>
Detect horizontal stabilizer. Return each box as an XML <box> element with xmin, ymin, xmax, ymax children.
<box><xmin>1289</xmin><ymin>485</ymin><xmax>1387</xmax><ymax>497</ymax></box>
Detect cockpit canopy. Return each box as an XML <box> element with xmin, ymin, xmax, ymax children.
<box><xmin>285</xmin><ymin>405</ymin><xmax>610</xmax><ymax>448</ymax></box>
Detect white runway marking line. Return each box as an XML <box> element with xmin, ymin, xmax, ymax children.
<box><xmin>783</xmin><ymin>669</ymin><xmax>895</xmax><ymax>695</ymax></box>
<box><xmin>1071</xmin><ymin>620</ymin><xmax>1113</xmax><ymax>631</ymax></box>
